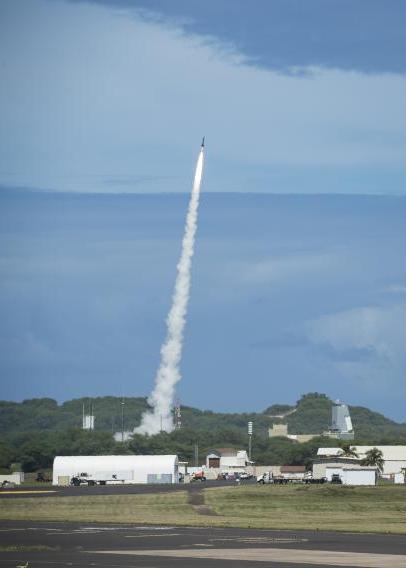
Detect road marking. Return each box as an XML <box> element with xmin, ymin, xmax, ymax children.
<box><xmin>188</xmin><ymin>544</ymin><xmax>214</xmax><ymax>547</ymax></box>
<box><xmin>45</xmin><ymin>533</ymin><xmax>76</xmax><ymax>536</ymax></box>
<box><xmin>0</xmin><ymin>528</ymin><xmax>28</xmax><ymax>532</ymax></box>
<box><xmin>132</xmin><ymin>526</ymin><xmax>175</xmax><ymax>530</ymax></box>
<box><xmin>0</xmin><ymin>562</ymin><xmax>152</xmax><ymax>568</ymax></box>
<box><xmin>210</xmin><ymin>536</ymin><xmax>309</xmax><ymax>543</ymax></box>
<box><xmin>125</xmin><ymin>533</ymin><xmax>181</xmax><ymax>538</ymax></box>
<box><xmin>0</xmin><ymin>491</ymin><xmax>56</xmax><ymax>495</ymax></box>
<box><xmin>0</xmin><ymin>527</ymin><xmax>60</xmax><ymax>532</ymax></box>
<box><xmin>93</xmin><ymin>547</ymin><xmax>406</xmax><ymax>567</ymax></box>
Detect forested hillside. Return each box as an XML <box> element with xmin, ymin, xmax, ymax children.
<box><xmin>1</xmin><ymin>393</ymin><xmax>405</xmax><ymax>438</ymax></box>
<box><xmin>1</xmin><ymin>393</ymin><xmax>406</xmax><ymax>473</ymax></box>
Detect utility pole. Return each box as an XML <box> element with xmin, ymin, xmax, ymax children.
<box><xmin>194</xmin><ymin>442</ymin><xmax>199</xmax><ymax>467</ymax></box>
<box><xmin>248</xmin><ymin>421</ymin><xmax>253</xmax><ymax>461</ymax></box>
<box><xmin>121</xmin><ymin>398</ymin><xmax>125</xmax><ymax>442</ymax></box>
<box><xmin>90</xmin><ymin>400</ymin><xmax>94</xmax><ymax>431</ymax></box>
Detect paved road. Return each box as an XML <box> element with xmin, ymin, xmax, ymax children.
<box><xmin>0</xmin><ymin>480</ymin><xmax>238</xmax><ymax>499</ymax></box>
<box><xmin>0</xmin><ymin>520</ymin><xmax>406</xmax><ymax>567</ymax></box>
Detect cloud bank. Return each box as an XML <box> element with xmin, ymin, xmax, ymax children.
<box><xmin>0</xmin><ymin>0</ymin><xmax>406</xmax><ymax>193</ymax></box>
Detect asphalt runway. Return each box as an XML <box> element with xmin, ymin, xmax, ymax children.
<box><xmin>0</xmin><ymin>480</ymin><xmax>237</xmax><ymax>499</ymax></box>
<box><xmin>1</xmin><ymin>520</ymin><xmax>406</xmax><ymax>568</ymax></box>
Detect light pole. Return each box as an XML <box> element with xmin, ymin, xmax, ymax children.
<box><xmin>121</xmin><ymin>398</ymin><xmax>125</xmax><ymax>442</ymax></box>
<box><xmin>194</xmin><ymin>442</ymin><xmax>199</xmax><ymax>467</ymax></box>
<box><xmin>248</xmin><ymin>421</ymin><xmax>253</xmax><ymax>461</ymax></box>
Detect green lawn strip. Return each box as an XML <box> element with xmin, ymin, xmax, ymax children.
<box><xmin>0</xmin><ymin>491</ymin><xmax>200</xmax><ymax>525</ymax></box>
<box><xmin>204</xmin><ymin>485</ymin><xmax>406</xmax><ymax>533</ymax></box>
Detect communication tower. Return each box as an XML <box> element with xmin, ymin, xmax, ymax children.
<box><xmin>174</xmin><ymin>399</ymin><xmax>182</xmax><ymax>429</ymax></box>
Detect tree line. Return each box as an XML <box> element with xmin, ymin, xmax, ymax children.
<box><xmin>0</xmin><ymin>426</ymin><xmax>402</xmax><ymax>474</ymax></box>
<box><xmin>1</xmin><ymin>393</ymin><xmax>405</xmax><ymax>473</ymax></box>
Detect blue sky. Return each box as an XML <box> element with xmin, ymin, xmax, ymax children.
<box><xmin>1</xmin><ymin>0</ymin><xmax>406</xmax><ymax>194</ymax></box>
<box><xmin>1</xmin><ymin>1</ymin><xmax>406</xmax><ymax>421</ymax></box>
<box><xmin>1</xmin><ymin>191</ymin><xmax>406</xmax><ymax>420</ymax></box>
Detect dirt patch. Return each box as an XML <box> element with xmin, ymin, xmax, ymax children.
<box><xmin>188</xmin><ymin>491</ymin><xmax>205</xmax><ymax>506</ymax></box>
<box><xmin>187</xmin><ymin>490</ymin><xmax>217</xmax><ymax>515</ymax></box>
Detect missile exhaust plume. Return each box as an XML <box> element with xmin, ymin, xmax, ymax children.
<box><xmin>135</xmin><ymin>141</ymin><xmax>205</xmax><ymax>434</ymax></box>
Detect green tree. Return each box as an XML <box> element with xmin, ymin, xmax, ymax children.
<box><xmin>340</xmin><ymin>444</ymin><xmax>359</xmax><ymax>458</ymax></box>
<box><xmin>0</xmin><ymin>440</ymin><xmax>15</xmax><ymax>472</ymax></box>
<box><xmin>361</xmin><ymin>447</ymin><xmax>384</xmax><ymax>472</ymax></box>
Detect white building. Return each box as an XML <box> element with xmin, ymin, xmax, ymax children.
<box><xmin>341</xmin><ymin>467</ymin><xmax>377</xmax><ymax>485</ymax></box>
<box><xmin>325</xmin><ymin>465</ymin><xmax>377</xmax><ymax>485</ymax></box>
<box><xmin>206</xmin><ymin>448</ymin><xmax>250</xmax><ymax>469</ymax></box>
<box><xmin>53</xmin><ymin>455</ymin><xmax>179</xmax><ymax>485</ymax></box>
<box><xmin>0</xmin><ymin>472</ymin><xmax>24</xmax><ymax>486</ymax></box>
<box><xmin>325</xmin><ymin>401</ymin><xmax>354</xmax><ymax>440</ymax></box>
<box><xmin>317</xmin><ymin>446</ymin><xmax>406</xmax><ymax>475</ymax></box>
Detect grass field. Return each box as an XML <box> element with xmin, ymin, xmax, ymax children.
<box><xmin>0</xmin><ymin>491</ymin><xmax>199</xmax><ymax>525</ymax></box>
<box><xmin>1</xmin><ymin>485</ymin><xmax>406</xmax><ymax>533</ymax></box>
<box><xmin>205</xmin><ymin>485</ymin><xmax>406</xmax><ymax>532</ymax></box>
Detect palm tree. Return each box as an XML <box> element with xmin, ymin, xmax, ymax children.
<box><xmin>340</xmin><ymin>444</ymin><xmax>359</xmax><ymax>458</ymax></box>
<box><xmin>362</xmin><ymin>447</ymin><xmax>384</xmax><ymax>472</ymax></box>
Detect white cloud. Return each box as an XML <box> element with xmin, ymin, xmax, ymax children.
<box><xmin>307</xmin><ymin>304</ymin><xmax>406</xmax><ymax>389</ymax></box>
<box><xmin>386</xmin><ymin>284</ymin><xmax>406</xmax><ymax>294</ymax></box>
<box><xmin>1</xmin><ymin>0</ymin><xmax>406</xmax><ymax>192</ymax></box>
<box><xmin>238</xmin><ymin>252</ymin><xmax>335</xmax><ymax>285</ymax></box>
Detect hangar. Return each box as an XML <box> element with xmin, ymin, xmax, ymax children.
<box><xmin>53</xmin><ymin>455</ymin><xmax>179</xmax><ymax>486</ymax></box>
<box><xmin>316</xmin><ymin>446</ymin><xmax>406</xmax><ymax>475</ymax></box>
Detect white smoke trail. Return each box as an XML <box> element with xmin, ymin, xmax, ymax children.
<box><xmin>135</xmin><ymin>145</ymin><xmax>205</xmax><ymax>435</ymax></box>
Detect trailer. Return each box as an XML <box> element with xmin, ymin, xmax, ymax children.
<box><xmin>257</xmin><ymin>472</ymin><xmax>326</xmax><ymax>485</ymax></box>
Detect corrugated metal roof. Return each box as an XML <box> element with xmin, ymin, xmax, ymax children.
<box><xmin>280</xmin><ymin>465</ymin><xmax>306</xmax><ymax>473</ymax></box>
<box><xmin>317</xmin><ymin>448</ymin><xmax>343</xmax><ymax>456</ymax></box>
<box><xmin>53</xmin><ymin>455</ymin><xmax>178</xmax><ymax>469</ymax></box>
<box><xmin>208</xmin><ymin>448</ymin><xmax>240</xmax><ymax>456</ymax></box>
<box><xmin>317</xmin><ymin>446</ymin><xmax>406</xmax><ymax>460</ymax></box>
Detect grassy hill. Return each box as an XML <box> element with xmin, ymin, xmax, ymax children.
<box><xmin>1</xmin><ymin>392</ymin><xmax>406</xmax><ymax>440</ymax></box>
<box><xmin>1</xmin><ymin>393</ymin><xmax>406</xmax><ymax>472</ymax></box>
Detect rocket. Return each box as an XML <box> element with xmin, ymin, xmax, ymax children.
<box><xmin>201</xmin><ymin>136</ymin><xmax>205</xmax><ymax>148</ymax></box>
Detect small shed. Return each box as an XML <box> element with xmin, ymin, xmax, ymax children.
<box><xmin>0</xmin><ymin>472</ymin><xmax>24</xmax><ymax>486</ymax></box>
<box><xmin>342</xmin><ymin>467</ymin><xmax>377</xmax><ymax>486</ymax></box>
<box><xmin>206</xmin><ymin>448</ymin><xmax>249</xmax><ymax>469</ymax></box>
<box><xmin>52</xmin><ymin>455</ymin><xmax>179</xmax><ymax>485</ymax></box>
<box><xmin>324</xmin><ymin>465</ymin><xmax>377</xmax><ymax>485</ymax></box>
<box><xmin>313</xmin><ymin>458</ymin><xmax>360</xmax><ymax>479</ymax></box>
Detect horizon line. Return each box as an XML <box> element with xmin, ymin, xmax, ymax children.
<box><xmin>1</xmin><ymin>186</ymin><xmax>406</xmax><ymax>198</ymax></box>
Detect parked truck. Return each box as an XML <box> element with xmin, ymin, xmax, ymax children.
<box><xmin>257</xmin><ymin>471</ymin><xmax>327</xmax><ymax>485</ymax></box>
<box><xmin>190</xmin><ymin>470</ymin><xmax>206</xmax><ymax>482</ymax></box>
<box><xmin>70</xmin><ymin>472</ymin><xmax>126</xmax><ymax>486</ymax></box>
<box><xmin>257</xmin><ymin>472</ymin><xmax>274</xmax><ymax>484</ymax></box>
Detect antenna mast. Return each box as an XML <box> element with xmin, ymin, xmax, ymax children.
<box><xmin>174</xmin><ymin>398</ymin><xmax>182</xmax><ymax>430</ymax></box>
